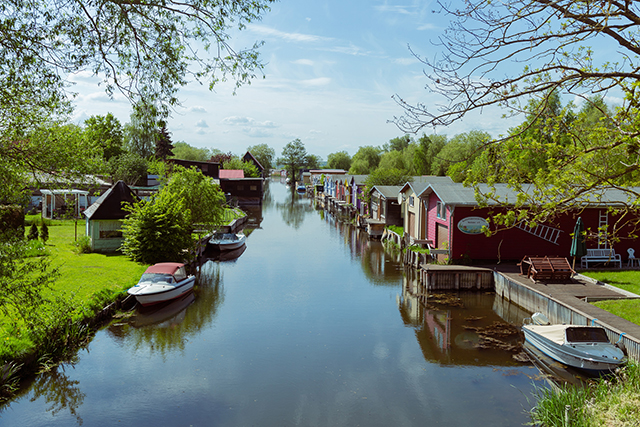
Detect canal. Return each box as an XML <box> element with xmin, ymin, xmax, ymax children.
<box><xmin>2</xmin><ymin>180</ymin><xmax>545</xmax><ymax>426</ymax></box>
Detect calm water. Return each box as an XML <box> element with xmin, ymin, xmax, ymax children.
<box><xmin>1</xmin><ymin>181</ymin><xmax>545</xmax><ymax>426</ymax></box>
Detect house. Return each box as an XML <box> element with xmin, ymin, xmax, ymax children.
<box><xmin>218</xmin><ymin>169</ymin><xmax>264</xmax><ymax>206</ymax></box>
<box><xmin>243</xmin><ymin>151</ymin><xmax>265</xmax><ymax>177</ymax></box>
<box><xmin>369</xmin><ymin>185</ymin><xmax>402</xmax><ymax>226</ymax></box>
<box><xmin>83</xmin><ymin>180</ymin><xmax>140</xmax><ymax>252</ymax></box>
<box><xmin>348</xmin><ymin>175</ymin><xmax>368</xmax><ymax>214</ymax></box>
<box><xmin>403</xmin><ymin>181</ymin><xmax>640</xmax><ymax>263</ymax></box>
<box><xmin>168</xmin><ymin>159</ymin><xmax>220</xmax><ymax>179</ymax></box>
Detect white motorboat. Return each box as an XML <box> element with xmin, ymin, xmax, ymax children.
<box><xmin>522</xmin><ymin>312</ymin><xmax>626</xmax><ymax>374</ymax></box>
<box><xmin>127</xmin><ymin>263</ymin><xmax>196</xmax><ymax>306</ymax></box>
<box><xmin>209</xmin><ymin>232</ymin><xmax>246</xmax><ymax>251</ymax></box>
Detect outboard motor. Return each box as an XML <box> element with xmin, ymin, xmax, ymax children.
<box><xmin>531</xmin><ymin>312</ymin><xmax>551</xmax><ymax>325</ymax></box>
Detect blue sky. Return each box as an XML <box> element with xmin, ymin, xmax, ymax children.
<box><xmin>70</xmin><ymin>1</ymin><xmax>524</xmax><ymax>160</ymax></box>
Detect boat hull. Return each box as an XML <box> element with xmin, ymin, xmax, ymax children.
<box><xmin>522</xmin><ymin>325</ymin><xmax>625</xmax><ymax>373</ymax></box>
<box><xmin>127</xmin><ymin>276</ymin><xmax>196</xmax><ymax>306</ymax></box>
<box><xmin>209</xmin><ymin>233</ymin><xmax>246</xmax><ymax>251</ymax></box>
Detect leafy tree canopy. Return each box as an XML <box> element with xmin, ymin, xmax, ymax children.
<box><xmin>392</xmin><ymin>0</ymin><xmax>640</xmax><ymax>238</ymax></box>
<box><xmin>327</xmin><ymin>151</ymin><xmax>351</xmax><ymax>171</ymax></box>
<box><xmin>278</xmin><ymin>138</ymin><xmax>307</xmax><ymax>181</ymax></box>
<box><xmin>108</xmin><ymin>152</ymin><xmax>149</xmax><ymax>186</ymax></box>
<box><xmin>247</xmin><ymin>144</ymin><xmax>275</xmax><ymax>175</ymax></box>
<box><xmin>348</xmin><ymin>146</ymin><xmax>381</xmax><ymax>175</ymax></box>
<box><xmin>83</xmin><ymin>113</ymin><xmax>124</xmax><ymax>161</ymax></box>
<box><xmin>222</xmin><ymin>157</ymin><xmax>261</xmax><ymax>178</ymax></box>
<box><xmin>171</xmin><ymin>142</ymin><xmax>212</xmax><ymax>162</ymax></box>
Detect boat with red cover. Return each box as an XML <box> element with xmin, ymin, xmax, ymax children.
<box><xmin>127</xmin><ymin>263</ymin><xmax>196</xmax><ymax>306</ymax></box>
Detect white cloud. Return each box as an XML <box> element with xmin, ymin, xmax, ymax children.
<box><xmin>300</xmin><ymin>77</ymin><xmax>331</xmax><ymax>87</ymax></box>
<box><xmin>195</xmin><ymin>120</ymin><xmax>209</xmax><ymax>128</ymax></box>
<box><xmin>221</xmin><ymin>116</ymin><xmax>277</xmax><ymax>128</ymax></box>
<box><xmin>417</xmin><ymin>23</ymin><xmax>437</xmax><ymax>31</ymax></box>
<box><xmin>189</xmin><ymin>106</ymin><xmax>207</xmax><ymax>113</ymax></box>
<box><xmin>248</xmin><ymin>24</ymin><xmax>331</xmax><ymax>43</ymax></box>
<box><xmin>373</xmin><ymin>4</ymin><xmax>415</xmax><ymax>15</ymax></box>
<box><xmin>394</xmin><ymin>57</ymin><xmax>419</xmax><ymax>65</ymax></box>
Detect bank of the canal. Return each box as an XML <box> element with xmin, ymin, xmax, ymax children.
<box><xmin>1</xmin><ymin>181</ymin><xmax>545</xmax><ymax>427</ymax></box>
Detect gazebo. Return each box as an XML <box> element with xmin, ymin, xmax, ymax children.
<box><xmin>40</xmin><ymin>189</ymin><xmax>90</xmax><ymax>219</ymax></box>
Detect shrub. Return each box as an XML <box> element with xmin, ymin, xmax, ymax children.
<box><xmin>39</xmin><ymin>221</ymin><xmax>49</xmax><ymax>243</ymax></box>
<box><xmin>27</xmin><ymin>223</ymin><xmax>39</xmax><ymax>240</ymax></box>
<box><xmin>73</xmin><ymin>236</ymin><xmax>92</xmax><ymax>254</ymax></box>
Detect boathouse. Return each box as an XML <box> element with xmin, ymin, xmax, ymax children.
<box><xmin>83</xmin><ymin>180</ymin><xmax>140</xmax><ymax>252</ymax></box>
<box><xmin>400</xmin><ymin>181</ymin><xmax>640</xmax><ymax>263</ymax></box>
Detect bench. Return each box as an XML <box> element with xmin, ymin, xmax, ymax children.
<box><xmin>580</xmin><ymin>248</ymin><xmax>622</xmax><ymax>269</ymax></box>
<box><xmin>519</xmin><ymin>256</ymin><xmax>575</xmax><ymax>281</ymax></box>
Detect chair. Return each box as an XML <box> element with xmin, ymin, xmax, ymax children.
<box><xmin>627</xmin><ymin>248</ymin><xmax>640</xmax><ymax>267</ymax></box>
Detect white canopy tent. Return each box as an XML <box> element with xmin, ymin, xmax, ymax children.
<box><xmin>40</xmin><ymin>189</ymin><xmax>89</xmax><ymax>219</ymax></box>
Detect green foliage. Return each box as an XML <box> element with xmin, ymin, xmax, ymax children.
<box><xmin>247</xmin><ymin>144</ymin><xmax>275</xmax><ymax>175</ymax></box>
<box><xmin>27</xmin><ymin>223</ymin><xmax>39</xmax><ymax>241</ymax></box>
<box><xmin>327</xmin><ymin>150</ymin><xmax>351</xmax><ymax>171</ymax></box>
<box><xmin>305</xmin><ymin>154</ymin><xmax>322</xmax><ymax>170</ymax></box>
<box><xmin>348</xmin><ymin>146</ymin><xmax>381</xmax><ymax>174</ymax></box>
<box><xmin>120</xmin><ymin>193</ymin><xmax>193</xmax><ymax>264</ymax></box>
<box><xmin>384</xmin><ymin>135</ymin><xmax>413</xmax><ymax>152</ymax></box>
<box><xmin>108</xmin><ymin>152</ymin><xmax>149</xmax><ymax>186</ymax></box>
<box><xmin>73</xmin><ymin>236</ymin><xmax>92</xmax><ymax>254</ymax></box>
<box><xmin>414</xmin><ymin>134</ymin><xmax>447</xmax><ymax>176</ymax></box>
<box><xmin>278</xmin><ymin>138</ymin><xmax>308</xmax><ymax>181</ymax></box>
<box><xmin>83</xmin><ymin>113</ymin><xmax>124</xmax><ymax>161</ymax></box>
<box><xmin>364</xmin><ymin>168</ymin><xmax>413</xmax><ymax>187</ymax></box>
<box><xmin>171</xmin><ymin>142</ymin><xmax>211</xmax><ymax>161</ymax></box>
<box><xmin>222</xmin><ymin>157</ymin><xmax>260</xmax><ymax>178</ymax></box>
<box><xmin>39</xmin><ymin>222</ymin><xmax>49</xmax><ymax>243</ymax></box>
<box><xmin>155</xmin><ymin>124</ymin><xmax>174</xmax><ymax>161</ymax></box>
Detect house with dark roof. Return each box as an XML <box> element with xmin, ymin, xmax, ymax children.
<box><xmin>400</xmin><ymin>180</ymin><xmax>640</xmax><ymax>263</ymax></box>
<box><xmin>243</xmin><ymin>151</ymin><xmax>265</xmax><ymax>177</ymax></box>
<box><xmin>83</xmin><ymin>180</ymin><xmax>140</xmax><ymax>252</ymax></box>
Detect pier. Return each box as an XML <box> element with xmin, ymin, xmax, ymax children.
<box><xmin>413</xmin><ymin>262</ymin><xmax>640</xmax><ymax>361</ymax></box>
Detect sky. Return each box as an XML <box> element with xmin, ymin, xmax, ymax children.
<box><xmin>68</xmin><ymin>0</ymin><xmax>526</xmax><ymax>161</ymax></box>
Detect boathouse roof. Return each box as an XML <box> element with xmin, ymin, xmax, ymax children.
<box><xmin>370</xmin><ymin>185</ymin><xmax>402</xmax><ymax>199</ymax></box>
<box><xmin>84</xmin><ymin>180</ymin><xmax>140</xmax><ymax>220</ymax></box>
<box><xmin>219</xmin><ymin>170</ymin><xmax>245</xmax><ymax>179</ymax></box>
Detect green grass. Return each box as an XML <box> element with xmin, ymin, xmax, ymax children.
<box><xmin>0</xmin><ymin>220</ymin><xmax>148</xmax><ymax>362</ymax></box>
<box><xmin>581</xmin><ymin>270</ymin><xmax>640</xmax><ymax>325</ymax></box>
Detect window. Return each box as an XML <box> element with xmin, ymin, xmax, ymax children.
<box><xmin>237</xmin><ymin>185</ymin><xmax>244</xmax><ymax>191</ymax></box>
<box><xmin>250</xmin><ymin>185</ymin><xmax>257</xmax><ymax>191</ymax></box>
<box><xmin>409</xmin><ymin>196</ymin><xmax>414</xmax><ymax>207</ymax></box>
<box><xmin>437</xmin><ymin>201</ymin><xmax>446</xmax><ymax>220</ymax></box>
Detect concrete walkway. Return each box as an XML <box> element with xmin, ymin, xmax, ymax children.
<box><xmin>492</xmin><ymin>263</ymin><xmax>640</xmax><ymax>341</ymax></box>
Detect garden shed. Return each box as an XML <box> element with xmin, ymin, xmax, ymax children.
<box><xmin>83</xmin><ymin>181</ymin><xmax>139</xmax><ymax>252</ymax></box>
<box><xmin>41</xmin><ymin>189</ymin><xmax>90</xmax><ymax>219</ymax></box>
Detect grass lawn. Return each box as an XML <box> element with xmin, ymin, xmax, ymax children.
<box><xmin>581</xmin><ymin>270</ymin><xmax>640</xmax><ymax>325</ymax></box>
<box><xmin>0</xmin><ymin>219</ymin><xmax>148</xmax><ymax>361</ymax></box>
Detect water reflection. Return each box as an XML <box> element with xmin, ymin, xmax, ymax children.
<box><xmin>275</xmin><ymin>186</ymin><xmax>314</xmax><ymax>229</ymax></box>
<box><xmin>28</xmin><ymin>367</ymin><xmax>85</xmax><ymax>425</ymax></box>
<box><xmin>106</xmin><ymin>261</ymin><xmax>224</xmax><ymax>356</ymax></box>
<box><xmin>400</xmin><ymin>272</ymin><xmax>527</xmax><ymax>367</ymax></box>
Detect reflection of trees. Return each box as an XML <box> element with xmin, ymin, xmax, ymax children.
<box><xmin>29</xmin><ymin>367</ymin><xmax>85</xmax><ymax>425</ymax></box>
<box><xmin>106</xmin><ymin>261</ymin><xmax>224</xmax><ymax>357</ymax></box>
<box><xmin>275</xmin><ymin>186</ymin><xmax>314</xmax><ymax>229</ymax></box>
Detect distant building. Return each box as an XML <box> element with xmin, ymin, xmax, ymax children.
<box><xmin>84</xmin><ymin>181</ymin><xmax>140</xmax><ymax>253</ymax></box>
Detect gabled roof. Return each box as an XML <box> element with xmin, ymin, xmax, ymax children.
<box><xmin>348</xmin><ymin>175</ymin><xmax>368</xmax><ymax>185</ymax></box>
<box><xmin>219</xmin><ymin>169</ymin><xmax>245</xmax><ymax>179</ymax></box>
<box><xmin>399</xmin><ymin>176</ymin><xmax>454</xmax><ymax>196</ymax></box>
<box><xmin>84</xmin><ymin>180</ymin><xmax>140</xmax><ymax>220</ymax></box>
<box><xmin>243</xmin><ymin>151</ymin><xmax>264</xmax><ymax>172</ymax></box>
<box><xmin>370</xmin><ymin>185</ymin><xmax>402</xmax><ymax>199</ymax></box>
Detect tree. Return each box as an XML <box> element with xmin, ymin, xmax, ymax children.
<box><xmin>431</xmin><ymin>131</ymin><xmax>489</xmax><ymax>182</ymax></box>
<box><xmin>27</xmin><ymin>223</ymin><xmax>39</xmax><ymax>241</ymax></box>
<box><xmin>305</xmin><ymin>154</ymin><xmax>322</xmax><ymax>170</ymax></box>
<box><xmin>348</xmin><ymin>146</ymin><xmax>381</xmax><ymax>175</ymax></box>
<box><xmin>327</xmin><ymin>151</ymin><xmax>351</xmax><ymax>171</ymax></box>
<box><xmin>83</xmin><ymin>114</ymin><xmax>124</xmax><ymax>161</ymax></box>
<box><xmin>124</xmin><ymin>110</ymin><xmax>157</xmax><ymax>159</ymax></box>
<box><xmin>364</xmin><ymin>168</ymin><xmax>413</xmax><ymax>187</ymax></box>
<box><xmin>392</xmin><ymin>1</ymin><xmax>640</xmax><ymax>238</ymax></box>
<box><xmin>121</xmin><ymin>166</ymin><xmax>225</xmax><ymax>264</ymax></box>
<box><xmin>247</xmin><ymin>144</ymin><xmax>275</xmax><ymax>176</ymax></box>
<box><xmin>155</xmin><ymin>124</ymin><xmax>174</xmax><ymax>161</ymax></box>
<box><xmin>120</xmin><ymin>192</ymin><xmax>193</xmax><ymax>265</ymax></box>
<box><xmin>222</xmin><ymin>157</ymin><xmax>261</xmax><ymax>178</ymax></box>
<box><xmin>108</xmin><ymin>152</ymin><xmax>149</xmax><ymax>186</ymax></box>
<box><xmin>413</xmin><ymin>134</ymin><xmax>446</xmax><ymax>176</ymax></box>
<box><xmin>384</xmin><ymin>135</ymin><xmax>413</xmax><ymax>152</ymax></box>
<box><xmin>278</xmin><ymin>139</ymin><xmax>307</xmax><ymax>182</ymax></box>
<box><xmin>171</xmin><ymin>142</ymin><xmax>212</xmax><ymax>162</ymax></box>
<box><xmin>378</xmin><ymin>150</ymin><xmax>407</xmax><ymax>173</ymax></box>
<box><xmin>1</xmin><ymin>0</ymin><xmax>275</xmax><ymax>128</ymax></box>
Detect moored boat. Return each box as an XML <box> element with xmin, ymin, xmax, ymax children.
<box><xmin>127</xmin><ymin>263</ymin><xmax>196</xmax><ymax>306</ymax></box>
<box><xmin>208</xmin><ymin>232</ymin><xmax>246</xmax><ymax>251</ymax></box>
<box><xmin>522</xmin><ymin>312</ymin><xmax>626</xmax><ymax>374</ymax></box>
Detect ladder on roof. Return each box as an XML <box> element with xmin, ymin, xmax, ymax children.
<box><xmin>516</xmin><ymin>221</ymin><xmax>562</xmax><ymax>245</ymax></box>
<box><xmin>598</xmin><ymin>210</ymin><xmax>609</xmax><ymax>249</ymax></box>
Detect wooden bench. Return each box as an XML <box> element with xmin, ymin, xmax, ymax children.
<box><xmin>580</xmin><ymin>248</ymin><xmax>622</xmax><ymax>269</ymax></box>
<box><xmin>519</xmin><ymin>256</ymin><xmax>575</xmax><ymax>281</ymax></box>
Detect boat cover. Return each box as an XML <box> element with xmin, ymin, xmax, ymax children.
<box><xmin>144</xmin><ymin>263</ymin><xmax>184</xmax><ymax>275</ymax></box>
<box><xmin>525</xmin><ymin>325</ymin><xmax>568</xmax><ymax>345</ymax></box>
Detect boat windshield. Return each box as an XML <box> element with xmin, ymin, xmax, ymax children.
<box><xmin>139</xmin><ymin>273</ymin><xmax>174</xmax><ymax>284</ymax></box>
<box><xmin>566</xmin><ymin>327</ymin><xmax>610</xmax><ymax>343</ymax></box>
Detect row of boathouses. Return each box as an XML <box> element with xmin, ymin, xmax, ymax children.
<box><xmin>310</xmin><ymin>171</ymin><xmax>640</xmax><ymax>266</ymax></box>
